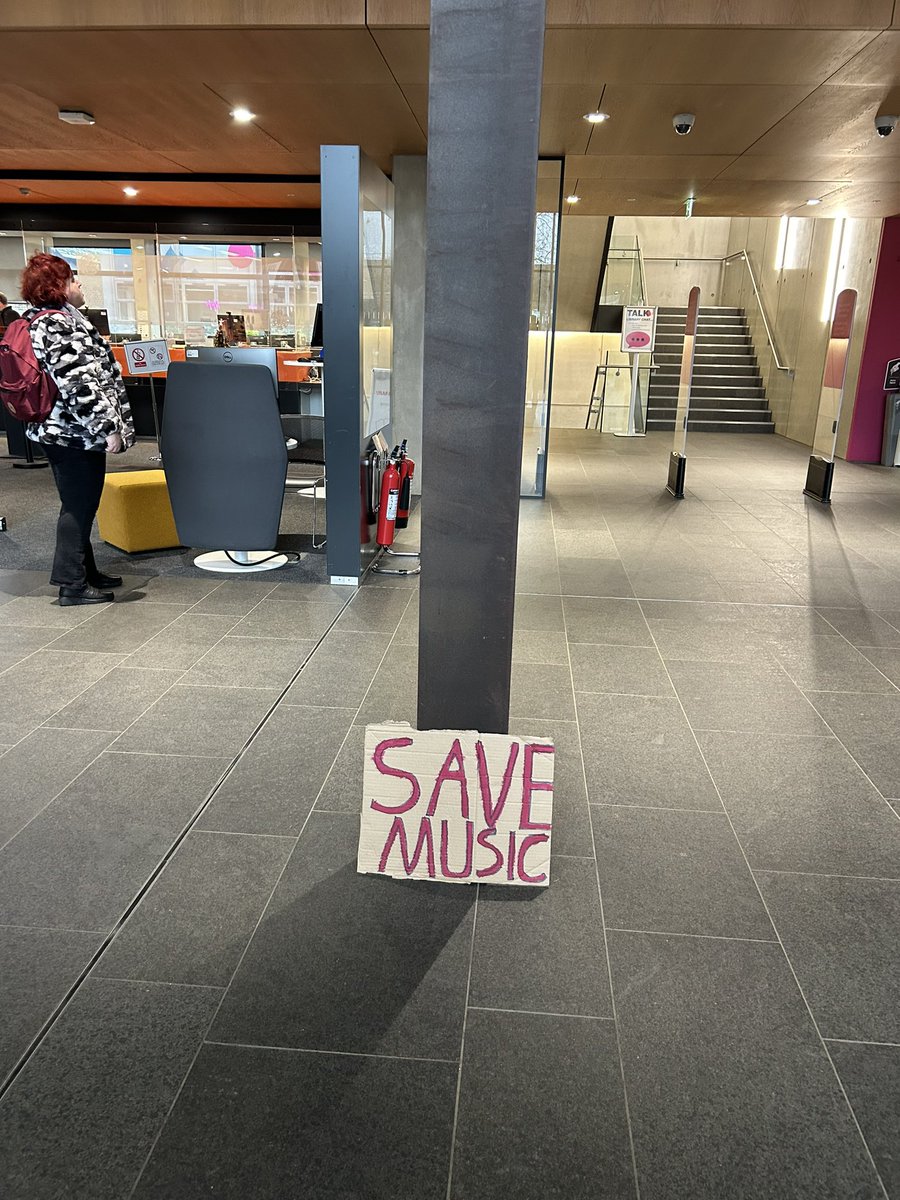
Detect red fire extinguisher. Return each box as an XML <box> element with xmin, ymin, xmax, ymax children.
<box><xmin>396</xmin><ymin>440</ymin><xmax>415</xmax><ymax>530</ymax></box>
<box><xmin>376</xmin><ymin>447</ymin><xmax>401</xmax><ymax>547</ymax></box>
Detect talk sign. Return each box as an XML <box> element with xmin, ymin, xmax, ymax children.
<box><xmin>123</xmin><ymin>339</ymin><xmax>170</xmax><ymax>375</ymax></box>
<box><xmin>358</xmin><ymin>724</ymin><xmax>554</xmax><ymax>887</ymax></box>
<box><xmin>621</xmin><ymin>306</ymin><xmax>658</xmax><ymax>354</ymax></box>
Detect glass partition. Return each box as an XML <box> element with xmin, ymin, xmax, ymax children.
<box><xmin>522</xmin><ymin>159</ymin><xmax>563</xmax><ymax>497</ymax></box>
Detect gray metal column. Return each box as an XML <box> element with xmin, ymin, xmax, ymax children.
<box><xmin>417</xmin><ymin>0</ymin><xmax>546</xmax><ymax>734</ymax></box>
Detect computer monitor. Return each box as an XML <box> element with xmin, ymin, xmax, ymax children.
<box><xmin>185</xmin><ymin>346</ymin><xmax>279</xmax><ymax>395</ymax></box>
<box><xmin>84</xmin><ymin>308</ymin><xmax>110</xmax><ymax>335</ymax></box>
<box><xmin>310</xmin><ymin>303</ymin><xmax>323</xmax><ymax>351</ymax></box>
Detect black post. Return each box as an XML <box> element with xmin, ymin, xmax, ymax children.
<box><xmin>417</xmin><ymin>0</ymin><xmax>546</xmax><ymax>734</ymax></box>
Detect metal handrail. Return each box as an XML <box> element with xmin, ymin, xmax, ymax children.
<box><xmin>636</xmin><ymin>240</ymin><xmax>649</xmax><ymax>306</ymax></box>
<box><xmin>722</xmin><ymin>250</ymin><xmax>791</xmax><ymax>374</ymax></box>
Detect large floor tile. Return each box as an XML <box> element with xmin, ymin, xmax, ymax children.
<box><xmin>332</xmin><ymin>588</ymin><xmax>411</xmax><ymax>634</ymax></box>
<box><xmin>563</xmin><ymin>596</ymin><xmax>652</xmax><ymax>645</ymax></box>
<box><xmin>817</xmin><ymin>608</ymin><xmax>900</xmax><ymax>649</ymax></box>
<box><xmin>859</xmin><ymin>646</ymin><xmax>900</xmax><ymax>688</ymax></box>
<box><xmin>0</xmin><ymin>752</ymin><xmax>228</xmax><ymax>931</ymax></box>
<box><xmin>183</xmin><ymin>635</ymin><xmax>318</xmax><ymax>689</ymax></box>
<box><xmin>451</xmin><ymin>1010</ymin><xmax>634</xmax><ymax>1199</ymax></box>
<box><xmin>355</xmin><ymin>653</ymin><xmax>418</xmax><ymax>725</ymax></box>
<box><xmin>198</xmin><ymin>705</ymin><xmax>355</xmax><ymax>834</ymax></box>
<box><xmin>668</xmin><ymin>660</ymin><xmax>830</xmax><ymax>735</ymax></box>
<box><xmin>513</xmin><ymin>593</ymin><xmax>565</xmax><ymax>632</ymax></box>
<box><xmin>570</xmin><ymin>643</ymin><xmax>673</xmax><ymax>696</ymax></box>
<box><xmin>608</xmin><ymin>931</ymin><xmax>883</xmax><ymax>1200</ymax></box>
<box><xmin>123</xmin><ymin>575</ymin><xmax>220</xmax><ymax>605</ymax></box>
<box><xmin>50</xmin><ymin>602</ymin><xmax>186</xmax><ymax>652</ymax></box>
<box><xmin>557</xmin><ymin>556</ymin><xmax>633</xmax><ymax>598</ymax></box>
<box><xmin>0</xmin><ymin>977</ymin><xmax>220</xmax><ymax>1200</ymax></box>
<box><xmin>0</xmin><ymin>728</ymin><xmax>115</xmax><ymax>849</ymax></box>
<box><xmin>508</xmin><ymin>719</ymin><xmax>593</xmax><ymax>857</ymax></box>
<box><xmin>770</xmin><ymin>634</ymin><xmax>898</xmax><ymax>693</ymax></box>
<box><xmin>512</xmin><ymin>628</ymin><xmax>569</xmax><ymax>666</ymax></box>
<box><xmin>124</xmin><ymin>612</ymin><xmax>241</xmax><ymax>670</ymax></box>
<box><xmin>98</xmin><ymin>831</ymin><xmax>293</xmax><ymax>987</ymax></box>
<box><xmin>0</xmin><ymin>650</ymin><xmax>124</xmax><ymax>727</ymax></box>
<box><xmin>646</xmin><ymin>618</ymin><xmax>761</xmax><ymax>663</ymax></box>
<box><xmin>314</xmin><ymin>724</ymin><xmax>366</xmax><ymax>814</ymax></box>
<box><xmin>0</xmin><ymin>595</ymin><xmax>102</xmax><ymax>628</ymax></box>
<box><xmin>469</xmin><ymin>856</ymin><xmax>611</xmax><ymax>1017</ymax></box>
<box><xmin>210</xmin><ymin>813</ymin><xmax>475</xmax><ymax>1058</ymax></box>
<box><xmin>577</xmin><ymin>693</ymin><xmax>722</xmax><ymax>811</ymax></box>
<box><xmin>700</xmin><ymin>732</ymin><xmax>900</xmax><ymax>876</ymax></box>
<box><xmin>803</xmin><ymin>691</ymin><xmax>900</xmax><ymax>797</ymax></box>
<box><xmin>510</xmin><ymin>661</ymin><xmax>575</xmax><ymax>720</ymax></box>
<box><xmin>111</xmin><ymin>683</ymin><xmax>276</xmax><ymax>757</ymax></box>
<box><xmin>0</xmin><ymin>625</ymin><xmax>68</xmax><ymax>672</ymax></box>
<box><xmin>282</xmin><ymin>629</ymin><xmax>389</xmax><ymax>707</ymax></box>
<box><xmin>0</xmin><ymin>926</ymin><xmax>103</xmax><ymax>1082</ymax></box>
<box><xmin>132</xmin><ymin>1042</ymin><xmax>457</xmax><ymax>1200</ymax></box>
<box><xmin>46</xmin><ymin>665</ymin><xmax>183</xmax><ymax>731</ymax></box>
<box><xmin>592</xmin><ymin>806</ymin><xmax>773</xmax><ymax>938</ymax></box>
<box><xmin>756</xmin><ymin>872</ymin><xmax>900</xmax><ymax>1043</ymax></box>
<box><xmin>829</xmin><ymin>1041</ymin><xmax>900</xmax><ymax>1199</ymax></box>
<box><xmin>228</xmin><ymin>599</ymin><xmax>337</xmax><ymax>640</ymax></box>
<box><xmin>188</xmin><ymin>581</ymin><xmax>280</xmax><ymax>615</ymax></box>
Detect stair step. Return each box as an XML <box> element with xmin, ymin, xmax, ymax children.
<box><xmin>654</xmin><ymin>365</ymin><xmax>762</xmax><ymax>378</ymax></box>
<box><xmin>650</xmin><ymin>384</ymin><xmax>767</xmax><ymax>398</ymax></box>
<box><xmin>656</xmin><ymin>333</ymin><xmax>752</xmax><ymax>343</ymax></box>
<box><xmin>657</xmin><ymin>306</ymin><xmax>743</xmax><ymax>315</ymax></box>
<box><xmin>655</xmin><ymin>353</ymin><xmax>759</xmax><ymax>367</ymax></box>
<box><xmin>648</xmin><ymin>404</ymin><xmax>773</xmax><ymax>419</ymax></box>
<box><xmin>647</xmin><ymin>418</ymin><xmax>776</xmax><ymax>433</ymax></box>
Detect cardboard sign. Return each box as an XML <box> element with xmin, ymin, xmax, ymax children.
<box><xmin>358</xmin><ymin>724</ymin><xmax>554</xmax><ymax>887</ymax></box>
<box><xmin>620</xmin><ymin>306</ymin><xmax>657</xmax><ymax>354</ymax></box>
<box><xmin>123</xmin><ymin>339</ymin><xmax>170</xmax><ymax>375</ymax></box>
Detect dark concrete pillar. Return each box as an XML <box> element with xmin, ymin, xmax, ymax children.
<box><xmin>417</xmin><ymin>0</ymin><xmax>546</xmax><ymax>734</ymax></box>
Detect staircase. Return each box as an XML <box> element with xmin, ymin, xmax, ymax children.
<box><xmin>646</xmin><ymin>306</ymin><xmax>775</xmax><ymax>433</ymax></box>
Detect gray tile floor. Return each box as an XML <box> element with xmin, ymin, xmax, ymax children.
<box><xmin>1</xmin><ymin>430</ymin><xmax>899</xmax><ymax>1198</ymax></box>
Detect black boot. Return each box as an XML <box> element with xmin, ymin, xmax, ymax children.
<box><xmin>58</xmin><ymin>584</ymin><xmax>114</xmax><ymax>606</ymax></box>
<box><xmin>88</xmin><ymin>572</ymin><xmax>123</xmax><ymax>589</ymax></box>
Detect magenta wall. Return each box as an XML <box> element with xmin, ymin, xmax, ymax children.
<box><xmin>847</xmin><ymin>216</ymin><xmax>900</xmax><ymax>462</ymax></box>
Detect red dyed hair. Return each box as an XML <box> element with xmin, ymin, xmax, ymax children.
<box><xmin>21</xmin><ymin>253</ymin><xmax>72</xmax><ymax>308</ymax></box>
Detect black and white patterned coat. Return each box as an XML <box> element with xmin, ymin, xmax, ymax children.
<box><xmin>24</xmin><ymin>304</ymin><xmax>135</xmax><ymax>451</ymax></box>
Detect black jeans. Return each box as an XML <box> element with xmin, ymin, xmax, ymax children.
<box><xmin>43</xmin><ymin>442</ymin><xmax>107</xmax><ymax>588</ymax></box>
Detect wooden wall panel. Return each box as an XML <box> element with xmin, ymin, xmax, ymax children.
<box><xmin>367</xmin><ymin>0</ymin><xmax>429</xmax><ymax>25</ymax></box>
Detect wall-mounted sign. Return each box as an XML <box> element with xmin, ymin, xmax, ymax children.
<box><xmin>358</xmin><ymin>724</ymin><xmax>555</xmax><ymax>887</ymax></box>
<box><xmin>884</xmin><ymin>358</ymin><xmax>900</xmax><ymax>392</ymax></box>
<box><xmin>123</xmin><ymin>339</ymin><xmax>170</xmax><ymax>375</ymax></box>
<box><xmin>621</xmin><ymin>306</ymin><xmax>658</xmax><ymax>354</ymax></box>
<box><xmin>366</xmin><ymin>366</ymin><xmax>392</xmax><ymax>437</ymax></box>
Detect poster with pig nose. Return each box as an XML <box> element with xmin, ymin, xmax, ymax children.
<box><xmin>358</xmin><ymin>725</ymin><xmax>554</xmax><ymax>886</ymax></box>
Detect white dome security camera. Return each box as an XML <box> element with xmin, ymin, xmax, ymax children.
<box><xmin>874</xmin><ymin>114</ymin><xmax>898</xmax><ymax>138</ymax></box>
<box><xmin>673</xmin><ymin>113</ymin><xmax>696</xmax><ymax>136</ymax></box>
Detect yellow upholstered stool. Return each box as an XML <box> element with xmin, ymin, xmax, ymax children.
<box><xmin>97</xmin><ymin>469</ymin><xmax>181</xmax><ymax>553</ymax></box>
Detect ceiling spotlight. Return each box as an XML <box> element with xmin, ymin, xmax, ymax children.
<box><xmin>58</xmin><ymin>109</ymin><xmax>95</xmax><ymax>125</ymax></box>
<box><xmin>122</xmin><ymin>186</ymin><xmax>139</xmax><ymax>197</ymax></box>
<box><xmin>874</xmin><ymin>114</ymin><xmax>898</xmax><ymax>138</ymax></box>
<box><xmin>806</xmin><ymin>197</ymin><xmax>822</xmax><ymax>206</ymax></box>
<box><xmin>672</xmin><ymin>113</ymin><xmax>696</xmax><ymax>136</ymax></box>
<box><xmin>230</xmin><ymin>107</ymin><xmax>256</xmax><ymax>123</ymax></box>
<box><xmin>582</xmin><ymin>111</ymin><xmax>609</xmax><ymax>124</ymax></box>
<box><xmin>566</xmin><ymin>194</ymin><xmax>581</xmax><ymax>204</ymax></box>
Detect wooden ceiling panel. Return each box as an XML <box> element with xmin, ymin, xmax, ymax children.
<box><xmin>164</xmin><ymin>148</ymin><xmax>317</xmax><ymax>174</ymax></box>
<box><xmin>568</xmin><ymin>84</ymin><xmax>815</xmax><ymax>158</ymax></box>
<box><xmin>748</xmin><ymin>85</ymin><xmax>900</xmax><ymax>157</ymax></box>
<box><xmin>788</xmin><ymin>181</ymin><xmax>900</xmax><ymax>216</ymax></box>
<box><xmin>0</xmin><ymin>148</ymin><xmax>187</xmax><ymax>173</ymax></box>
<box><xmin>564</xmin><ymin>155</ymin><xmax>734</xmax><ymax>181</ymax></box>
<box><xmin>221</xmin><ymin>84</ymin><xmax>426</xmax><ymax>172</ymax></box>
<box><xmin>694</xmin><ymin>179</ymin><xmax>851</xmax><ymax>216</ymax></box>
<box><xmin>545</xmin><ymin>1</ymin><xmax>893</xmax><ymax>28</ymax></box>
<box><xmin>717</xmin><ymin>155</ymin><xmax>900</xmax><ymax>183</ymax></box>
<box><xmin>216</xmin><ymin>182</ymin><xmax>321</xmax><ymax>207</ymax></box>
<box><xmin>371</xmin><ymin>29</ymin><xmax>430</xmax><ymax>85</ymax></box>
<box><xmin>368</xmin><ymin>3</ymin><xmax>430</xmax><ymax>31</ymax></box>
<box><xmin>543</xmin><ymin>28</ymin><xmax>877</xmax><ymax>87</ymax></box>
<box><xmin>827</xmin><ymin>30</ymin><xmax>900</xmax><ymax>84</ymax></box>
<box><xmin>540</xmin><ymin>86</ymin><xmax>609</xmax><ymax>157</ymax></box>
<box><xmin>557</xmin><ymin>179</ymin><xmax>698</xmax><ymax>216</ymax></box>
<box><xmin>0</xmin><ymin>179</ymin><xmax>320</xmax><ymax>208</ymax></box>
<box><xmin>0</xmin><ymin>2</ymin><xmax>365</xmax><ymax>30</ymax></box>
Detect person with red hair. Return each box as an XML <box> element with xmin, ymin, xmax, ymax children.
<box><xmin>21</xmin><ymin>252</ymin><xmax>134</xmax><ymax>606</ymax></box>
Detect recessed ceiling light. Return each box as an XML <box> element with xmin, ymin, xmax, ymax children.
<box><xmin>566</xmin><ymin>194</ymin><xmax>581</xmax><ymax>204</ymax></box>
<box><xmin>806</xmin><ymin>197</ymin><xmax>822</xmax><ymax>206</ymax></box>
<box><xmin>582</xmin><ymin>112</ymin><xmax>610</xmax><ymax>124</ymax></box>
<box><xmin>122</xmin><ymin>186</ymin><xmax>138</xmax><ymax>197</ymax></box>
<box><xmin>627</xmin><ymin>197</ymin><xmax>637</xmax><ymax>202</ymax></box>
<box><xmin>230</xmin><ymin>107</ymin><xmax>256</xmax><ymax>123</ymax></box>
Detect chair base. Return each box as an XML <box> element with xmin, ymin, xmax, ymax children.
<box><xmin>194</xmin><ymin>550</ymin><xmax>290</xmax><ymax>574</ymax></box>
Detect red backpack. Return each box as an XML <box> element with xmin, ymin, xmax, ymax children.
<box><xmin>0</xmin><ymin>311</ymin><xmax>60</xmax><ymax>423</ymax></box>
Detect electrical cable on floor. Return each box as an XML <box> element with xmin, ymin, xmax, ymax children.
<box><xmin>0</xmin><ymin>580</ymin><xmax>373</xmax><ymax>1104</ymax></box>
<box><xmin>223</xmin><ymin>550</ymin><xmax>304</xmax><ymax>568</ymax></box>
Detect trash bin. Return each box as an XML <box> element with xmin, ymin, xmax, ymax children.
<box><xmin>882</xmin><ymin>394</ymin><xmax>900</xmax><ymax>467</ymax></box>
